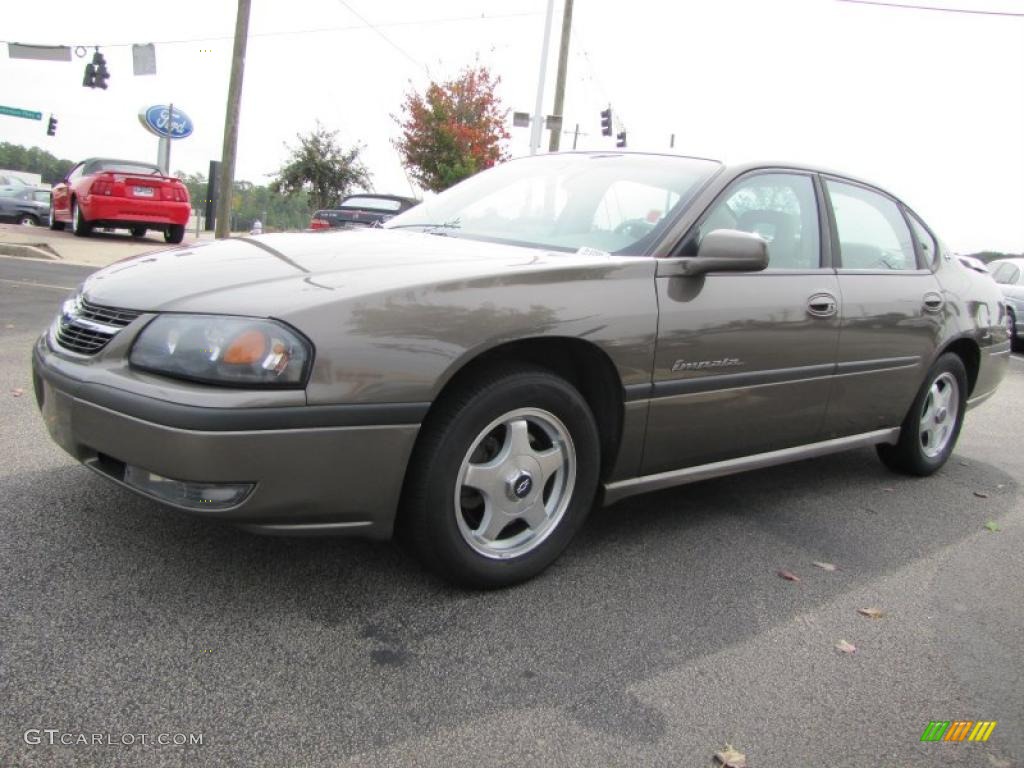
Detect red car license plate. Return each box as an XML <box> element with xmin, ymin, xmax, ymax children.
<box><xmin>133</xmin><ymin>187</ymin><xmax>155</xmax><ymax>197</ymax></box>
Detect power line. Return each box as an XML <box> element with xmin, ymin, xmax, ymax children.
<box><xmin>836</xmin><ymin>0</ymin><xmax>1024</xmax><ymax>17</ymax></box>
<box><xmin>335</xmin><ymin>0</ymin><xmax>427</xmax><ymax>73</ymax></box>
<box><xmin>0</xmin><ymin>11</ymin><xmax>540</xmax><ymax>50</ymax></box>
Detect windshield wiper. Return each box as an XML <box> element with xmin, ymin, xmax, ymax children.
<box><xmin>387</xmin><ymin>219</ymin><xmax>461</xmax><ymax>235</ymax></box>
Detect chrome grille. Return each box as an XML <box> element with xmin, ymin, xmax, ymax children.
<box><xmin>54</xmin><ymin>296</ymin><xmax>142</xmax><ymax>356</ymax></box>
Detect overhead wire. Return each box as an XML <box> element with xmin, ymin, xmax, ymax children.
<box><xmin>836</xmin><ymin>0</ymin><xmax>1024</xmax><ymax>17</ymax></box>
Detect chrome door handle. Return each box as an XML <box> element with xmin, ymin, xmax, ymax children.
<box><xmin>923</xmin><ymin>293</ymin><xmax>944</xmax><ymax>313</ymax></box>
<box><xmin>807</xmin><ymin>293</ymin><xmax>838</xmax><ymax>318</ymax></box>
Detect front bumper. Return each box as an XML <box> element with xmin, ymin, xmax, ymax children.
<box><xmin>32</xmin><ymin>341</ymin><xmax>422</xmax><ymax>538</ymax></box>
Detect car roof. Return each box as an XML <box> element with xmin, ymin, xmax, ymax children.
<box><xmin>82</xmin><ymin>158</ymin><xmax>163</xmax><ymax>171</ymax></box>
<box><xmin>543</xmin><ymin>150</ymin><xmax>907</xmax><ymax>207</ymax></box>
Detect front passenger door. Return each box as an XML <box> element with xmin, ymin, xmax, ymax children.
<box><xmin>644</xmin><ymin>171</ymin><xmax>841</xmax><ymax>474</ymax></box>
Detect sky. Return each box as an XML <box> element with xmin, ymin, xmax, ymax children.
<box><xmin>1</xmin><ymin>0</ymin><xmax>1022</xmax><ymax>253</ymax></box>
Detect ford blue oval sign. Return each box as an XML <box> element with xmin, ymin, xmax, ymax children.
<box><xmin>138</xmin><ymin>104</ymin><xmax>193</xmax><ymax>140</ymax></box>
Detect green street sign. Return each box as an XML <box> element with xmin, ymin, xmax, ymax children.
<box><xmin>0</xmin><ymin>105</ymin><xmax>43</xmax><ymax>121</ymax></box>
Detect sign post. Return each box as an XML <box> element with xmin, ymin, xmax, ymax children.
<box><xmin>138</xmin><ymin>104</ymin><xmax>194</xmax><ymax>175</ymax></box>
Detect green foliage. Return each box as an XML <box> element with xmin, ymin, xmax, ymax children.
<box><xmin>393</xmin><ymin>64</ymin><xmax>510</xmax><ymax>193</ymax></box>
<box><xmin>270</xmin><ymin>122</ymin><xmax>371</xmax><ymax>212</ymax></box>
<box><xmin>175</xmin><ymin>171</ymin><xmax>314</xmax><ymax>231</ymax></box>
<box><xmin>0</xmin><ymin>142</ymin><xmax>74</xmax><ymax>185</ymax></box>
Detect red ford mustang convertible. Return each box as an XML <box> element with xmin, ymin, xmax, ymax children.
<box><xmin>50</xmin><ymin>158</ymin><xmax>191</xmax><ymax>244</ymax></box>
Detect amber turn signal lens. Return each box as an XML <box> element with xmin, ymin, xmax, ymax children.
<box><xmin>223</xmin><ymin>329</ymin><xmax>267</xmax><ymax>364</ymax></box>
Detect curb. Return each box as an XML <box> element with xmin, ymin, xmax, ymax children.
<box><xmin>0</xmin><ymin>242</ymin><xmax>62</xmax><ymax>261</ymax></box>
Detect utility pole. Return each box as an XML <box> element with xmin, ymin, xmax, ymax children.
<box><xmin>530</xmin><ymin>0</ymin><xmax>556</xmax><ymax>155</ymax></box>
<box><xmin>215</xmin><ymin>0</ymin><xmax>251</xmax><ymax>238</ymax></box>
<box><xmin>548</xmin><ymin>0</ymin><xmax>574</xmax><ymax>152</ymax></box>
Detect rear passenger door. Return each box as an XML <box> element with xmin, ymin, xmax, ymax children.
<box><xmin>821</xmin><ymin>177</ymin><xmax>943</xmax><ymax>438</ymax></box>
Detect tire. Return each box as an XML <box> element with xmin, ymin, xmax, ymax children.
<box><xmin>400</xmin><ymin>366</ymin><xmax>600</xmax><ymax>588</ymax></box>
<box><xmin>49</xmin><ymin>200</ymin><xmax>63</xmax><ymax>230</ymax></box>
<box><xmin>877</xmin><ymin>352</ymin><xmax>968</xmax><ymax>476</ymax></box>
<box><xmin>17</xmin><ymin>215</ymin><xmax>38</xmax><ymax>226</ymax></box>
<box><xmin>71</xmin><ymin>199</ymin><xmax>91</xmax><ymax>237</ymax></box>
<box><xmin>130</xmin><ymin>226</ymin><xmax>147</xmax><ymax>239</ymax></box>
<box><xmin>164</xmin><ymin>224</ymin><xmax>185</xmax><ymax>244</ymax></box>
<box><xmin>1008</xmin><ymin>309</ymin><xmax>1021</xmax><ymax>353</ymax></box>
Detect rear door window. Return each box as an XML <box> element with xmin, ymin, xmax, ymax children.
<box><xmin>826</xmin><ymin>180</ymin><xmax>917</xmax><ymax>270</ymax></box>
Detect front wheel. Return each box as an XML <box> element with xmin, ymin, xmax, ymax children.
<box><xmin>165</xmin><ymin>224</ymin><xmax>185</xmax><ymax>244</ymax></box>
<box><xmin>1008</xmin><ymin>309</ymin><xmax>1020</xmax><ymax>352</ymax></box>
<box><xmin>877</xmin><ymin>353</ymin><xmax>968</xmax><ymax>476</ymax></box>
<box><xmin>17</xmin><ymin>215</ymin><xmax>38</xmax><ymax>226</ymax></box>
<box><xmin>400</xmin><ymin>366</ymin><xmax>600</xmax><ymax>588</ymax></box>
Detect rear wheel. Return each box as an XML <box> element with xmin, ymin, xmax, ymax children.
<box><xmin>400</xmin><ymin>366</ymin><xmax>600</xmax><ymax>588</ymax></box>
<box><xmin>71</xmin><ymin>199</ymin><xmax>91</xmax><ymax>237</ymax></box>
<box><xmin>17</xmin><ymin>214</ymin><xmax>38</xmax><ymax>226</ymax></box>
<box><xmin>1008</xmin><ymin>308</ymin><xmax>1020</xmax><ymax>352</ymax></box>
<box><xmin>49</xmin><ymin>200</ymin><xmax>63</xmax><ymax>230</ymax></box>
<box><xmin>165</xmin><ymin>224</ymin><xmax>185</xmax><ymax>244</ymax></box>
<box><xmin>877</xmin><ymin>353</ymin><xmax>967</xmax><ymax>476</ymax></box>
<box><xmin>130</xmin><ymin>226</ymin><xmax>147</xmax><ymax>239</ymax></box>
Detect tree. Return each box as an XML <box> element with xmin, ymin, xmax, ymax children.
<box><xmin>271</xmin><ymin>122</ymin><xmax>371</xmax><ymax>211</ymax></box>
<box><xmin>0</xmin><ymin>142</ymin><xmax>75</xmax><ymax>184</ymax></box>
<box><xmin>393</xmin><ymin>64</ymin><xmax>510</xmax><ymax>193</ymax></box>
<box><xmin>175</xmin><ymin>170</ymin><xmax>315</xmax><ymax>231</ymax></box>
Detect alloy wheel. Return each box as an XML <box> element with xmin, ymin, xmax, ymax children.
<box><xmin>454</xmin><ymin>407</ymin><xmax>576</xmax><ymax>560</ymax></box>
<box><xmin>919</xmin><ymin>372</ymin><xmax>959</xmax><ymax>459</ymax></box>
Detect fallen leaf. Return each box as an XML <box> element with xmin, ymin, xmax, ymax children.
<box><xmin>984</xmin><ymin>521</ymin><xmax>1001</xmax><ymax>532</ymax></box>
<box><xmin>812</xmin><ymin>561</ymin><xmax>838</xmax><ymax>572</ymax></box>
<box><xmin>882</xmin><ymin>487</ymin><xmax>895</xmax><ymax>492</ymax></box>
<box><xmin>958</xmin><ymin>460</ymin><xmax>970</xmax><ymax>467</ymax></box>
<box><xmin>10</xmin><ymin>388</ymin><xmax>25</xmax><ymax>397</ymax></box>
<box><xmin>857</xmin><ymin>607</ymin><xmax>885</xmax><ymax>619</ymax></box>
<box><xmin>714</xmin><ymin>745</ymin><xmax>747</xmax><ymax>768</ymax></box>
<box><xmin>777</xmin><ymin>569</ymin><xmax>800</xmax><ymax>582</ymax></box>
<box><xmin>974</xmin><ymin>491</ymin><xmax>990</xmax><ymax>499</ymax></box>
<box><xmin>987</xmin><ymin>755</ymin><xmax>1013</xmax><ymax>768</ymax></box>
<box><xmin>997</xmin><ymin>484</ymin><xmax>1005</xmax><ymax>490</ymax></box>
<box><xmin>4</xmin><ymin>323</ymin><xmax>14</xmax><ymax>329</ymax></box>
<box><xmin>835</xmin><ymin>639</ymin><xmax>857</xmax><ymax>654</ymax></box>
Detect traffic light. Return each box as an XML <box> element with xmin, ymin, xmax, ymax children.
<box><xmin>600</xmin><ymin>108</ymin><xmax>612</xmax><ymax>137</ymax></box>
<box><xmin>616</xmin><ymin>131</ymin><xmax>627</xmax><ymax>148</ymax></box>
<box><xmin>83</xmin><ymin>49</ymin><xmax>109</xmax><ymax>89</ymax></box>
<box><xmin>46</xmin><ymin>115</ymin><xmax>57</xmax><ymax>136</ymax></box>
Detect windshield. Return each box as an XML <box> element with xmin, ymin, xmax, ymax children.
<box><xmin>385</xmin><ymin>153</ymin><xmax>721</xmax><ymax>254</ymax></box>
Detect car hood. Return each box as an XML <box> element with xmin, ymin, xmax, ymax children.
<box><xmin>81</xmin><ymin>228</ymin><xmax>624</xmax><ymax>317</ymax></box>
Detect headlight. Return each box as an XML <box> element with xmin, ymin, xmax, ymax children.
<box><xmin>130</xmin><ymin>315</ymin><xmax>312</xmax><ymax>387</ymax></box>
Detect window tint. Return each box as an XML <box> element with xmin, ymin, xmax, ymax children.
<box><xmin>697</xmin><ymin>173</ymin><xmax>820</xmax><ymax>269</ymax></box>
<box><xmin>906</xmin><ymin>210</ymin><xmax>937</xmax><ymax>266</ymax></box>
<box><xmin>67</xmin><ymin>164</ymin><xmax>84</xmax><ymax>182</ymax></box>
<box><xmin>827</xmin><ymin>180</ymin><xmax>916</xmax><ymax>270</ymax></box>
<box><xmin>991</xmin><ymin>262</ymin><xmax>1021</xmax><ymax>285</ymax></box>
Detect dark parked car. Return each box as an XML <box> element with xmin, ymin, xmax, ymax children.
<box><xmin>50</xmin><ymin>158</ymin><xmax>190</xmax><ymax>243</ymax></box>
<box><xmin>0</xmin><ymin>187</ymin><xmax>50</xmax><ymax>226</ymax></box>
<box><xmin>309</xmin><ymin>194</ymin><xmax>418</xmax><ymax>230</ymax></box>
<box><xmin>989</xmin><ymin>258</ymin><xmax>1024</xmax><ymax>351</ymax></box>
<box><xmin>33</xmin><ymin>152</ymin><xmax>1010</xmax><ymax>587</ymax></box>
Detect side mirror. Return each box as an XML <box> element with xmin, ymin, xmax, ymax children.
<box><xmin>660</xmin><ymin>229</ymin><xmax>769</xmax><ymax>277</ymax></box>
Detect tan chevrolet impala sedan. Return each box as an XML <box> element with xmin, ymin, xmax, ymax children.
<box><xmin>33</xmin><ymin>153</ymin><xmax>1011</xmax><ymax>587</ymax></box>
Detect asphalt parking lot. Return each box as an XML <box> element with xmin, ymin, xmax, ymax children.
<box><xmin>1</xmin><ymin>254</ymin><xmax>1021</xmax><ymax>768</ymax></box>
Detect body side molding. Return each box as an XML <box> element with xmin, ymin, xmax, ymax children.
<box><xmin>602</xmin><ymin>428</ymin><xmax>900</xmax><ymax>505</ymax></box>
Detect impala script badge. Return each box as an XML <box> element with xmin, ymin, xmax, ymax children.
<box><xmin>671</xmin><ymin>357</ymin><xmax>744</xmax><ymax>372</ymax></box>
